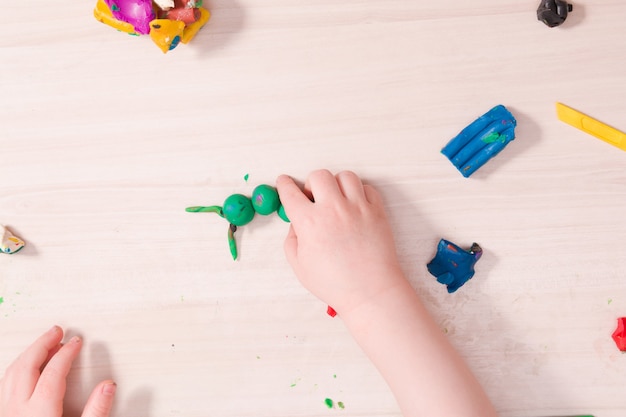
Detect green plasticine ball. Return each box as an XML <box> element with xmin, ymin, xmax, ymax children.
<box><xmin>251</xmin><ymin>184</ymin><xmax>280</xmax><ymax>215</ymax></box>
<box><xmin>277</xmin><ymin>204</ymin><xmax>290</xmax><ymax>222</ymax></box>
<box><xmin>222</xmin><ymin>194</ymin><xmax>255</xmax><ymax>226</ymax></box>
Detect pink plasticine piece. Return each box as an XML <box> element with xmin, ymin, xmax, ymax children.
<box><xmin>104</xmin><ymin>0</ymin><xmax>155</xmax><ymax>34</ymax></box>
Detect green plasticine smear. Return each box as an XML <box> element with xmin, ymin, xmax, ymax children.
<box><xmin>481</xmin><ymin>131</ymin><xmax>502</xmax><ymax>143</ymax></box>
<box><xmin>324</xmin><ymin>398</ymin><xmax>345</xmax><ymax>409</ymax></box>
<box><xmin>185</xmin><ymin>205</ymin><xmax>223</xmax><ymax>215</ymax></box>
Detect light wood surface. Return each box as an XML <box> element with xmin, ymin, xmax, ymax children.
<box><xmin>1</xmin><ymin>1</ymin><xmax>625</xmax><ymax>416</ymax></box>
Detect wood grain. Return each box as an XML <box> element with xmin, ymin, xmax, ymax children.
<box><xmin>1</xmin><ymin>1</ymin><xmax>625</xmax><ymax>416</ymax></box>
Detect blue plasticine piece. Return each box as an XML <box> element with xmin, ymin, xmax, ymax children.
<box><xmin>442</xmin><ymin>105</ymin><xmax>517</xmax><ymax>177</ymax></box>
<box><xmin>427</xmin><ymin>239</ymin><xmax>483</xmax><ymax>293</ymax></box>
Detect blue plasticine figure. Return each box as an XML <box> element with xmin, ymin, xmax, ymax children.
<box><xmin>442</xmin><ymin>105</ymin><xmax>517</xmax><ymax>177</ymax></box>
<box><xmin>427</xmin><ymin>239</ymin><xmax>483</xmax><ymax>293</ymax></box>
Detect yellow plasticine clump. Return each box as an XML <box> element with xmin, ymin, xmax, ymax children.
<box><xmin>93</xmin><ymin>0</ymin><xmax>210</xmax><ymax>53</ymax></box>
<box><xmin>181</xmin><ymin>7</ymin><xmax>210</xmax><ymax>44</ymax></box>
<box><xmin>150</xmin><ymin>19</ymin><xmax>186</xmax><ymax>53</ymax></box>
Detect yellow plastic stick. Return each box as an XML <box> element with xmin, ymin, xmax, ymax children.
<box><xmin>556</xmin><ymin>102</ymin><xmax>626</xmax><ymax>151</ymax></box>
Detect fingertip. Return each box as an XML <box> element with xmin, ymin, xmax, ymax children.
<box><xmin>45</xmin><ymin>325</ymin><xmax>64</xmax><ymax>343</ymax></box>
<box><xmin>276</xmin><ymin>175</ymin><xmax>296</xmax><ymax>194</ymax></box>
<box><xmin>276</xmin><ymin>174</ymin><xmax>305</xmax><ymax>207</ymax></box>
<box><xmin>102</xmin><ymin>381</ymin><xmax>117</xmax><ymax>397</ymax></box>
<box><xmin>82</xmin><ymin>381</ymin><xmax>117</xmax><ymax>417</ymax></box>
<box><xmin>48</xmin><ymin>325</ymin><xmax>62</xmax><ymax>335</ymax></box>
<box><xmin>68</xmin><ymin>335</ymin><xmax>83</xmax><ymax>349</ymax></box>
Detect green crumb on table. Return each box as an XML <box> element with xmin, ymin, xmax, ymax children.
<box><xmin>0</xmin><ymin>297</ymin><xmax>3</xmax><ymax>306</ymax></box>
<box><xmin>337</xmin><ymin>401</ymin><xmax>345</xmax><ymax>409</ymax></box>
<box><xmin>244</xmin><ymin>173</ymin><xmax>249</xmax><ymax>182</ymax></box>
<box><xmin>608</xmin><ymin>298</ymin><xmax>613</xmax><ymax>305</ymax></box>
<box><xmin>324</xmin><ymin>398</ymin><xmax>333</xmax><ymax>408</ymax></box>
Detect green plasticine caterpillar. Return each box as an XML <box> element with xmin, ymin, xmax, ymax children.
<box><xmin>186</xmin><ymin>184</ymin><xmax>289</xmax><ymax>260</ymax></box>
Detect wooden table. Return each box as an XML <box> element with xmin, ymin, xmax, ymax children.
<box><xmin>1</xmin><ymin>1</ymin><xmax>625</xmax><ymax>416</ymax></box>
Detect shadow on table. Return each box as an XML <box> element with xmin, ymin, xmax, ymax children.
<box><xmin>560</xmin><ymin>3</ymin><xmax>586</xmax><ymax>29</ymax></box>
<box><xmin>64</xmin><ymin>339</ymin><xmax>153</xmax><ymax>417</ymax></box>
<box><xmin>119</xmin><ymin>387</ymin><xmax>154</xmax><ymax>417</ymax></box>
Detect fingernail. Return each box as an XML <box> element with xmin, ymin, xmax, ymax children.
<box><xmin>70</xmin><ymin>336</ymin><xmax>81</xmax><ymax>344</ymax></box>
<box><xmin>103</xmin><ymin>382</ymin><xmax>117</xmax><ymax>396</ymax></box>
<box><xmin>48</xmin><ymin>325</ymin><xmax>60</xmax><ymax>334</ymax></box>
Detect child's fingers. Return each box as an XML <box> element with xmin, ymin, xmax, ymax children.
<box><xmin>7</xmin><ymin>325</ymin><xmax>64</xmax><ymax>400</ymax></box>
<box><xmin>335</xmin><ymin>171</ymin><xmax>366</xmax><ymax>201</ymax></box>
<box><xmin>32</xmin><ymin>336</ymin><xmax>82</xmax><ymax>403</ymax></box>
<box><xmin>41</xmin><ymin>343</ymin><xmax>64</xmax><ymax>370</ymax></box>
<box><xmin>81</xmin><ymin>380</ymin><xmax>117</xmax><ymax>417</ymax></box>
<box><xmin>363</xmin><ymin>184</ymin><xmax>384</xmax><ymax>207</ymax></box>
<box><xmin>276</xmin><ymin>175</ymin><xmax>312</xmax><ymax>223</ymax></box>
<box><xmin>305</xmin><ymin>169</ymin><xmax>343</xmax><ymax>202</ymax></box>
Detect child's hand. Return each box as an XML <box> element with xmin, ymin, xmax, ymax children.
<box><xmin>0</xmin><ymin>326</ymin><xmax>116</xmax><ymax>417</ymax></box>
<box><xmin>276</xmin><ymin>170</ymin><xmax>406</xmax><ymax>316</ymax></box>
<box><xmin>278</xmin><ymin>170</ymin><xmax>498</xmax><ymax>417</ymax></box>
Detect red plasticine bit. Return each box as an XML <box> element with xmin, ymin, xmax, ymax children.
<box><xmin>327</xmin><ymin>306</ymin><xmax>337</xmax><ymax>317</ymax></box>
<box><xmin>611</xmin><ymin>317</ymin><xmax>626</xmax><ymax>351</ymax></box>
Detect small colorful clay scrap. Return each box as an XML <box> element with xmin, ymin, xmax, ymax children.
<box><xmin>1</xmin><ymin>225</ymin><xmax>25</xmax><ymax>255</ymax></box>
<box><xmin>186</xmin><ymin>184</ymin><xmax>288</xmax><ymax>260</ymax></box>
<box><xmin>611</xmin><ymin>317</ymin><xmax>626</xmax><ymax>351</ymax></box>
<box><xmin>93</xmin><ymin>0</ymin><xmax>210</xmax><ymax>53</ymax></box>
<box><xmin>537</xmin><ymin>0</ymin><xmax>573</xmax><ymax>27</ymax></box>
<box><xmin>441</xmin><ymin>105</ymin><xmax>517</xmax><ymax>177</ymax></box>
<box><xmin>427</xmin><ymin>239</ymin><xmax>482</xmax><ymax>293</ymax></box>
